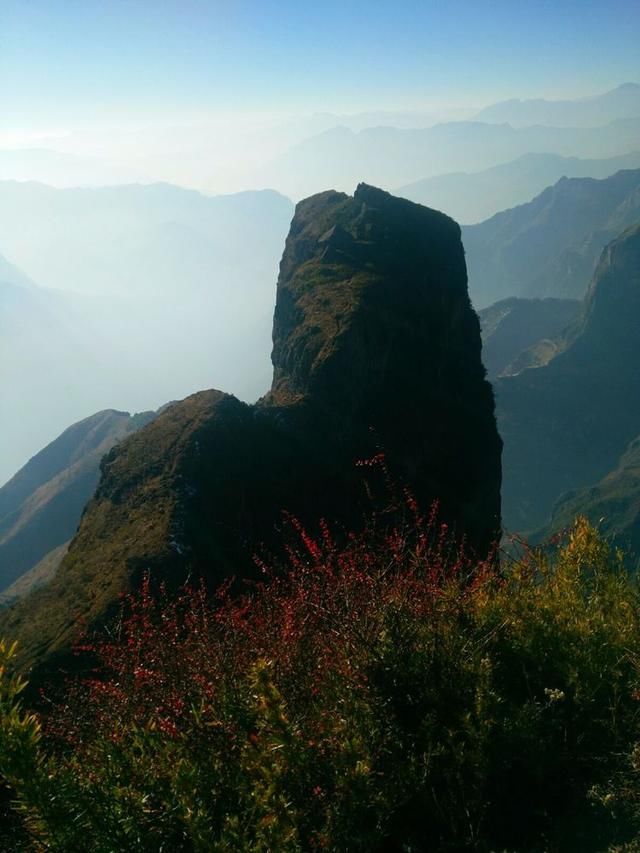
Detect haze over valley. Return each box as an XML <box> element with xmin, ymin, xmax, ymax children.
<box><xmin>3</xmin><ymin>3</ymin><xmax>640</xmax><ymax>848</ymax></box>
<box><xmin>4</xmin><ymin>80</ymin><xmax>640</xmax><ymax>483</ymax></box>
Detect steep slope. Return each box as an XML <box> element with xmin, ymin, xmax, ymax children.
<box><xmin>0</xmin><ymin>184</ymin><xmax>501</xmax><ymax>676</ymax></box>
<box><xmin>497</xmin><ymin>225</ymin><xmax>640</xmax><ymax>532</ymax></box>
<box><xmin>397</xmin><ymin>151</ymin><xmax>640</xmax><ymax>225</ymax></box>
<box><xmin>475</xmin><ymin>82</ymin><xmax>640</xmax><ymax>128</ymax></box>
<box><xmin>0</xmin><ymin>409</ymin><xmax>155</xmax><ymax>597</ymax></box>
<box><xmin>540</xmin><ymin>436</ymin><xmax>640</xmax><ymax>564</ymax></box>
<box><xmin>464</xmin><ymin>169</ymin><xmax>640</xmax><ymax>307</ymax></box>
<box><xmin>479</xmin><ymin>297</ymin><xmax>581</xmax><ymax>380</ymax></box>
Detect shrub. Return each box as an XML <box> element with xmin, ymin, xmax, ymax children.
<box><xmin>1</xmin><ymin>513</ymin><xmax>640</xmax><ymax>851</ymax></box>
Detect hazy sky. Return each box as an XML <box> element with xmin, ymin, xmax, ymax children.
<box><xmin>0</xmin><ymin>0</ymin><xmax>638</xmax><ymax>195</ymax></box>
<box><xmin>2</xmin><ymin>0</ymin><xmax>639</xmax><ymax>131</ymax></box>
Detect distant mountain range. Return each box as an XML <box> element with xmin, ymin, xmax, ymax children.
<box><xmin>474</xmin><ymin>83</ymin><xmax>640</xmax><ymax>128</ymax></box>
<box><xmin>497</xmin><ymin>224</ymin><xmax>640</xmax><ymax>533</ymax></box>
<box><xmin>0</xmin><ymin>409</ymin><xmax>154</xmax><ymax>603</ymax></box>
<box><xmin>2</xmin><ymin>84</ymin><xmax>638</xmax><ymax>197</ymax></box>
<box><xmin>464</xmin><ymin>168</ymin><xmax>640</xmax><ymax>307</ymax></box>
<box><xmin>0</xmin><ymin>184</ymin><xmax>294</xmax><ymax>485</ymax></box>
<box><xmin>260</xmin><ymin>116</ymin><xmax>640</xmax><ymax>200</ymax></box>
<box><xmin>0</xmin><ymin>147</ymin><xmax>148</xmax><ymax>187</ymax></box>
<box><xmin>0</xmin><ymin>181</ymin><xmax>293</xmax><ymax>295</ymax></box>
<box><xmin>397</xmin><ymin>151</ymin><xmax>640</xmax><ymax>224</ymax></box>
<box><xmin>540</xmin><ymin>435</ymin><xmax>640</xmax><ymax>564</ymax></box>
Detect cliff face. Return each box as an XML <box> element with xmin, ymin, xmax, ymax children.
<box><xmin>1</xmin><ymin>184</ymin><xmax>501</xmax><ymax>674</ymax></box>
<box><xmin>498</xmin><ymin>224</ymin><xmax>640</xmax><ymax>533</ymax></box>
<box><xmin>265</xmin><ymin>184</ymin><xmax>501</xmax><ymax>546</ymax></box>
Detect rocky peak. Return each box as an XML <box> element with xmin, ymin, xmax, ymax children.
<box><xmin>268</xmin><ymin>184</ymin><xmax>474</xmax><ymax>420</ymax></box>
<box><xmin>1</xmin><ymin>186</ymin><xmax>502</xmax><ymax>676</ymax></box>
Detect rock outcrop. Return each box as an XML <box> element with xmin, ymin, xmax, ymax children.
<box><xmin>1</xmin><ymin>184</ymin><xmax>501</xmax><ymax>675</ymax></box>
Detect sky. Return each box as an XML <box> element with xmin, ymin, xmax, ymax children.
<box><xmin>1</xmin><ymin>0</ymin><xmax>639</xmax><ymax>129</ymax></box>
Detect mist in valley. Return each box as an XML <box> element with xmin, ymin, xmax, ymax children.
<box><xmin>1</xmin><ymin>0</ymin><xmax>639</xmax><ymax>501</ymax></box>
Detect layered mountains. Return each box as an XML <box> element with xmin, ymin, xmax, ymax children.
<box><xmin>260</xmin><ymin>115</ymin><xmax>640</xmax><ymax>201</ymax></box>
<box><xmin>497</xmin><ymin>224</ymin><xmax>640</xmax><ymax>533</ymax></box>
<box><xmin>478</xmin><ymin>297</ymin><xmax>581</xmax><ymax>380</ymax></box>
<box><xmin>0</xmin><ymin>185</ymin><xmax>501</xmax><ymax>676</ymax></box>
<box><xmin>464</xmin><ymin>168</ymin><xmax>640</xmax><ymax>307</ymax></box>
<box><xmin>0</xmin><ymin>184</ymin><xmax>294</xmax><ymax>484</ymax></box>
<box><xmin>0</xmin><ymin>181</ymin><xmax>293</xmax><ymax>296</ymax></box>
<box><xmin>397</xmin><ymin>151</ymin><xmax>640</xmax><ymax>225</ymax></box>
<box><xmin>0</xmin><ymin>409</ymin><xmax>155</xmax><ymax>604</ymax></box>
<box><xmin>474</xmin><ymin>82</ymin><xmax>640</xmax><ymax>128</ymax></box>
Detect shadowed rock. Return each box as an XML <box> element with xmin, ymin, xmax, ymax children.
<box><xmin>0</xmin><ymin>184</ymin><xmax>501</xmax><ymax>676</ymax></box>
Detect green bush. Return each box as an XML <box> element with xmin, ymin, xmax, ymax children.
<box><xmin>2</xmin><ymin>515</ymin><xmax>640</xmax><ymax>851</ymax></box>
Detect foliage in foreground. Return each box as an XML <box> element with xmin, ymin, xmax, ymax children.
<box><xmin>2</xmin><ymin>507</ymin><xmax>640</xmax><ymax>851</ymax></box>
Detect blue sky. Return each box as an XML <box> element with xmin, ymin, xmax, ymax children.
<box><xmin>1</xmin><ymin>0</ymin><xmax>639</xmax><ymax>129</ymax></box>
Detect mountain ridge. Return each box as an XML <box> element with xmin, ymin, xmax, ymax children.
<box><xmin>475</xmin><ymin>83</ymin><xmax>640</xmax><ymax>128</ymax></box>
<box><xmin>497</xmin><ymin>223</ymin><xmax>640</xmax><ymax>532</ymax></box>
<box><xmin>463</xmin><ymin>168</ymin><xmax>640</xmax><ymax>306</ymax></box>
<box><xmin>260</xmin><ymin>116</ymin><xmax>640</xmax><ymax>199</ymax></box>
<box><xmin>478</xmin><ymin>296</ymin><xmax>581</xmax><ymax>380</ymax></box>
<box><xmin>0</xmin><ymin>409</ymin><xmax>155</xmax><ymax>596</ymax></box>
<box><xmin>397</xmin><ymin>151</ymin><xmax>640</xmax><ymax>224</ymax></box>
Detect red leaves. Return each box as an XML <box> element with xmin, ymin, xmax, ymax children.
<box><xmin>48</xmin><ymin>498</ymin><xmax>494</xmax><ymax>770</ymax></box>
<box><xmin>355</xmin><ymin>451</ymin><xmax>386</xmax><ymax>469</ymax></box>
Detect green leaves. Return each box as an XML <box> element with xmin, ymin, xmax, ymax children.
<box><xmin>2</xmin><ymin>517</ymin><xmax>640</xmax><ymax>850</ymax></box>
